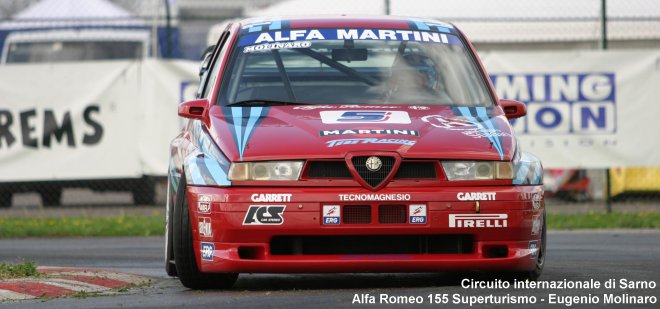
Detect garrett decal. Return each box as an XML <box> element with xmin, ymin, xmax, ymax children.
<box><xmin>243</xmin><ymin>205</ymin><xmax>286</xmax><ymax>225</ymax></box>
<box><xmin>456</xmin><ymin>192</ymin><xmax>497</xmax><ymax>201</ymax></box>
<box><xmin>201</xmin><ymin>242</ymin><xmax>214</xmax><ymax>261</ymax></box>
<box><xmin>251</xmin><ymin>193</ymin><xmax>292</xmax><ymax>203</ymax></box>
<box><xmin>449</xmin><ymin>214</ymin><xmax>508</xmax><ymax>228</ymax></box>
<box><xmin>320</xmin><ymin>111</ymin><xmax>411</xmax><ymax>124</ymax></box>
<box><xmin>198</xmin><ymin>217</ymin><xmax>212</xmax><ymax>237</ymax></box>
<box><xmin>197</xmin><ymin>195</ymin><xmax>212</xmax><ymax>213</ymax></box>
<box><xmin>409</xmin><ymin>204</ymin><xmax>427</xmax><ymax>224</ymax></box>
<box><xmin>322</xmin><ymin>205</ymin><xmax>341</xmax><ymax>225</ymax></box>
<box><xmin>319</xmin><ymin>129</ymin><xmax>419</xmax><ymax>137</ymax></box>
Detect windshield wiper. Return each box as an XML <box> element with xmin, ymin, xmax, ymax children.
<box><xmin>226</xmin><ymin>99</ymin><xmax>309</xmax><ymax>107</ymax></box>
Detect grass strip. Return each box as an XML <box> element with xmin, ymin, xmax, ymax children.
<box><xmin>0</xmin><ymin>261</ymin><xmax>41</xmax><ymax>279</ymax></box>
<box><xmin>0</xmin><ymin>212</ymin><xmax>658</xmax><ymax>238</ymax></box>
<box><xmin>0</xmin><ymin>215</ymin><xmax>164</xmax><ymax>238</ymax></box>
<box><xmin>547</xmin><ymin>212</ymin><xmax>660</xmax><ymax>229</ymax></box>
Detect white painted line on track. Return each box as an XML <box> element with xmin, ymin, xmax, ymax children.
<box><xmin>0</xmin><ymin>289</ymin><xmax>35</xmax><ymax>301</ymax></box>
<box><xmin>44</xmin><ymin>271</ymin><xmax>150</xmax><ymax>285</ymax></box>
<box><xmin>39</xmin><ymin>278</ymin><xmax>109</xmax><ymax>293</ymax></box>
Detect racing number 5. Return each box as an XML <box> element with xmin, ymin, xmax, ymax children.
<box><xmin>337</xmin><ymin>111</ymin><xmax>391</xmax><ymax>122</ymax></box>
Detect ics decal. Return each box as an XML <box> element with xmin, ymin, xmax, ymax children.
<box><xmin>243</xmin><ymin>205</ymin><xmax>286</xmax><ymax>225</ymax></box>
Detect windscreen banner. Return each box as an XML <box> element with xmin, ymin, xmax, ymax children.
<box><xmin>482</xmin><ymin>50</ymin><xmax>660</xmax><ymax>168</ymax></box>
<box><xmin>0</xmin><ymin>60</ymin><xmax>198</xmax><ymax>181</ymax></box>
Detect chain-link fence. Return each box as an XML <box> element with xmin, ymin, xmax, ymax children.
<box><xmin>1</xmin><ymin>0</ymin><xmax>659</xmax><ymax>209</ymax></box>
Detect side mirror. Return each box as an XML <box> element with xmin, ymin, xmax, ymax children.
<box><xmin>499</xmin><ymin>99</ymin><xmax>527</xmax><ymax>119</ymax></box>
<box><xmin>178</xmin><ymin>98</ymin><xmax>209</xmax><ymax>120</ymax></box>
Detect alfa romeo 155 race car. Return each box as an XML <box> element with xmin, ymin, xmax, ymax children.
<box><xmin>166</xmin><ymin>16</ymin><xmax>545</xmax><ymax>289</ymax></box>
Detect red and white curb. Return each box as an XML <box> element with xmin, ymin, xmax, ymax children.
<box><xmin>0</xmin><ymin>266</ymin><xmax>151</xmax><ymax>301</ymax></box>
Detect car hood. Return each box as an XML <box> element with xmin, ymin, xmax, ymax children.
<box><xmin>207</xmin><ymin>105</ymin><xmax>515</xmax><ymax>162</ymax></box>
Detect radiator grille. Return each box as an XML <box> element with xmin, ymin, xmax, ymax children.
<box><xmin>307</xmin><ymin>160</ymin><xmax>436</xmax><ymax>180</ymax></box>
<box><xmin>351</xmin><ymin>156</ymin><xmax>395</xmax><ymax>188</ymax></box>
<box><xmin>394</xmin><ymin>162</ymin><xmax>436</xmax><ymax>179</ymax></box>
<box><xmin>343</xmin><ymin>205</ymin><xmax>371</xmax><ymax>224</ymax></box>
<box><xmin>378</xmin><ymin>205</ymin><xmax>407</xmax><ymax>224</ymax></box>
<box><xmin>308</xmin><ymin>161</ymin><xmax>352</xmax><ymax>178</ymax></box>
<box><xmin>270</xmin><ymin>235</ymin><xmax>474</xmax><ymax>255</ymax></box>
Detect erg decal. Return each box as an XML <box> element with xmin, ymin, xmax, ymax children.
<box><xmin>409</xmin><ymin>204</ymin><xmax>427</xmax><ymax>224</ymax></box>
<box><xmin>323</xmin><ymin>205</ymin><xmax>341</xmax><ymax>225</ymax></box>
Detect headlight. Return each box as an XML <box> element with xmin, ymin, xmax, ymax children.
<box><xmin>228</xmin><ymin>161</ymin><xmax>304</xmax><ymax>181</ymax></box>
<box><xmin>442</xmin><ymin>161</ymin><xmax>513</xmax><ymax>181</ymax></box>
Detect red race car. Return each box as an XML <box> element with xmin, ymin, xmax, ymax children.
<box><xmin>166</xmin><ymin>16</ymin><xmax>545</xmax><ymax>289</ymax></box>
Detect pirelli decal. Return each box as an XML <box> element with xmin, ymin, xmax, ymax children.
<box><xmin>449</xmin><ymin>214</ymin><xmax>508</xmax><ymax>228</ymax></box>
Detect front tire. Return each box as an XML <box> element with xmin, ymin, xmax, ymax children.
<box><xmin>164</xmin><ymin>178</ymin><xmax>177</xmax><ymax>277</ymax></box>
<box><xmin>172</xmin><ymin>176</ymin><xmax>237</xmax><ymax>289</ymax></box>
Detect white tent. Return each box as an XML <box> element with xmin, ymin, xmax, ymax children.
<box><xmin>245</xmin><ymin>0</ymin><xmax>660</xmax><ymax>44</ymax></box>
<box><xmin>0</xmin><ymin>0</ymin><xmax>152</xmax><ymax>63</ymax></box>
<box><xmin>0</xmin><ymin>0</ymin><xmax>145</xmax><ymax>29</ymax></box>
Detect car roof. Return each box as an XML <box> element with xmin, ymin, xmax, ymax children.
<box><xmin>237</xmin><ymin>15</ymin><xmax>456</xmax><ymax>32</ymax></box>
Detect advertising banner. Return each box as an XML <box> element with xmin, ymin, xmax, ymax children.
<box><xmin>0</xmin><ymin>60</ymin><xmax>198</xmax><ymax>181</ymax></box>
<box><xmin>482</xmin><ymin>50</ymin><xmax>660</xmax><ymax>168</ymax></box>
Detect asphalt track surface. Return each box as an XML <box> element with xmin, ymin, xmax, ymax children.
<box><xmin>1</xmin><ymin>231</ymin><xmax>659</xmax><ymax>308</ymax></box>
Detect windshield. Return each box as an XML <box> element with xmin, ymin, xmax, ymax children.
<box><xmin>218</xmin><ymin>28</ymin><xmax>493</xmax><ymax>106</ymax></box>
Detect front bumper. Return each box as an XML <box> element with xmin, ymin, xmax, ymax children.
<box><xmin>187</xmin><ymin>185</ymin><xmax>544</xmax><ymax>273</ymax></box>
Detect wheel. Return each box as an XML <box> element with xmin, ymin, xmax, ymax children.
<box><xmin>133</xmin><ymin>178</ymin><xmax>155</xmax><ymax>205</ymax></box>
<box><xmin>165</xmin><ymin>178</ymin><xmax>177</xmax><ymax>277</ymax></box>
<box><xmin>514</xmin><ymin>211</ymin><xmax>546</xmax><ymax>281</ymax></box>
<box><xmin>39</xmin><ymin>189</ymin><xmax>61</xmax><ymax>207</ymax></box>
<box><xmin>0</xmin><ymin>191</ymin><xmax>11</xmax><ymax>208</ymax></box>
<box><xmin>172</xmin><ymin>176</ymin><xmax>238</xmax><ymax>289</ymax></box>
<box><xmin>487</xmin><ymin>211</ymin><xmax>546</xmax><ymax>282</ymax></box>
